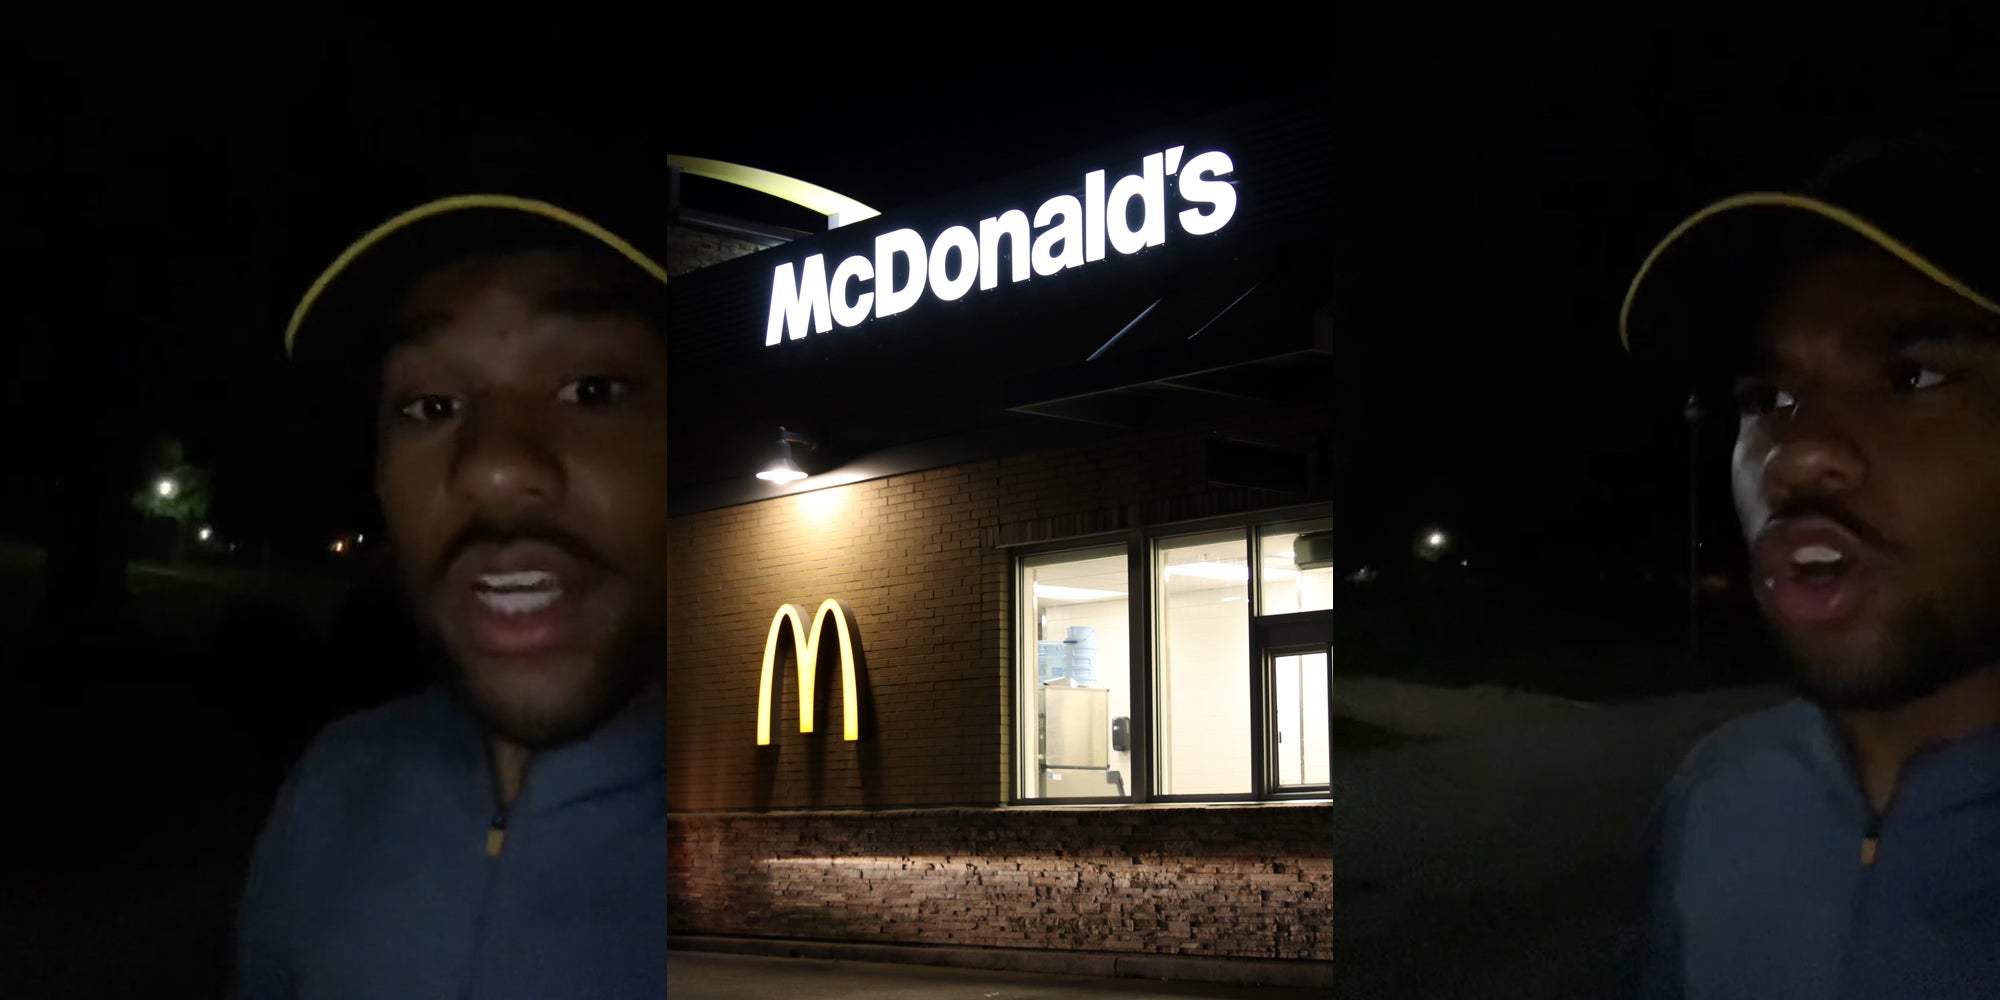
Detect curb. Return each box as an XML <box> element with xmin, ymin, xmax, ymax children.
<box><xmin>667</xmin><ymin>934</ymin><xmax>1334</xmax><ymax>989</ymax></box>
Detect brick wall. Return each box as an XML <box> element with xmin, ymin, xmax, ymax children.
<box><xmin>666</xmin><ymin>224</ymin><xmax>770</xmax><ymax>276</ymax></box>
<box><xmin>664</xmin><ymin>400</ymin><xmax>1330</xmax><ymax>811</ymax></box>
<box><xmin>668</xmin><ymin>804</ymin><xmax>1331</xmax><ymax>960</ymax></box>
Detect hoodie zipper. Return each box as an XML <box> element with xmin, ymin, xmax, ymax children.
<box><xmin>1834</xmin><ymin>809</ymin><xmax>1884</xmax><ymax>1000</ymax></box>
<box><xmin>466</xmin><ymin>768</ymin><xmax>521</xmax><ymax>996</ymax></box>
<box><xmin>485</xmin><ymin>806</ymin><xmax>509</xmax><ymax>858</ymax></box>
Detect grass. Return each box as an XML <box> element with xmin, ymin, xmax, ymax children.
<box><xmin>2</xmin><ymin>535</ymin><xmax>342</xmax><ymax>998</ymax></box>
<box><xmin>1335</xmin><ymin>586</ymin><xmax>1784</xmax><ymax>702</ymax></box>
<box><xmin>0</xmin><ymin>535</ymin><xmax>349</xmax><ymax>645</ymax></box>
<box><xmin>1328</xmin><ymin>712</ymin><xmax>1430</xmax><ymax>752</ymax></box>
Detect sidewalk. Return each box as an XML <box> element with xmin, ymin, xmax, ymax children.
<box><xmin>668</xmin><ymin>951</ymin><xmax>1334</xmax><ymax>1000</ymax></box>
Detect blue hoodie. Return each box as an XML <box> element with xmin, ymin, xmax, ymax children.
<box><xmin>1637</xmin><ymin>698</ymin><xmax>2000</xmax><ymax>999</ymax></box>
<box><xmin>231</xmin><ymin>685</ymin><xmax>666</xmax><ymax>999</ymax></box>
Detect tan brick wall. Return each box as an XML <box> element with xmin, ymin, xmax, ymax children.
<box><xmin>667</xmin><ymin>805</ymin><xmax>1332</xmax><ymax>960</ymax></box>
<box><xmin>665</xmin><ymin>400</ymin><xmax>1330</xmax><ymax>811</ymax></box>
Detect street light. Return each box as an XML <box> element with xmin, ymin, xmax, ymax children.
<box><xmin>156</xmin><ymin>477</ymin><xmax>178</xmax><ymax>499</ymax></box>
<box><xmin>1415</xmin><ymin>527</ymin><xmax>1450</xmax><ymax>562</ymax></box>
<box><xmin>198</xmin><ymin>526</ymin><xmax>212</xmax><ymax>542</ymax></box>
<box><xmin>757</xmin><ymin>427</ymin><xmax>815</xmax><ymax>483</ymax></box>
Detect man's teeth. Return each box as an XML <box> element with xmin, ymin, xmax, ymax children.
<box><xmin>1791</xmin><ymin>545</ymin><xmax>1845</xmax><ymax>566</ymax></box>
<box><xmin>477</xmin><ymin>589</ymin><xmax>562</xmax><ymax>614</ymax></box>
<box><xmin>476</xmin><ymin>571</ymin><xmax>562</xmax><ymax>614</ymax></box>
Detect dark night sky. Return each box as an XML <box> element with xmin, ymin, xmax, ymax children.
<box><xmin>7</xmin><ymin>15</ymin><xmax>1999</xmax><ymax>575</ymax></box>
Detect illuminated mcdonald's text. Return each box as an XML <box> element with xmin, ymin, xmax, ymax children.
<box><xmin>756</xmin><ymin>598</ymin><xmax>862</xmax><ymax>745</ymax></box>
<box><xmin>766</xmin><ymin>144</ymin><xmax>1238</xmax><ymax>347</ymax></box>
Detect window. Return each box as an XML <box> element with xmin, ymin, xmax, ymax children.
<box><xmin>1012</xmin><ymin>507</ymin><xmax>1332</xmax><ymax>803</ymax></box>
<box><xmin>1155</xmin><ymin>530</ymin><xmax>1253</xmax><ymax>795</ymax></box>
<box><xmin>1271</xmin><ymin>648</ymin><xmax>1331</xmax><ymax>787</ymax></box>
<box><xmin>1258</xmin><ymin>519</ymin><xmax>1334</xmax><ymax>793</ymax></box>
<box><xmin>1016</xmin><ymin>546</ymin><xmax>1134</xmax><ymax>801</ymax></box>
<box><xmin>1258</xmin><ymin>521</ymin><xmax>1334</xmax><ymax>614</ymax></box>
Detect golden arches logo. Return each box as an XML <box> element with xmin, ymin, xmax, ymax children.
<box><xmin>756</xmin><ymin>598</ymin><xmax>861</xmax><ymax>745</ymax></box>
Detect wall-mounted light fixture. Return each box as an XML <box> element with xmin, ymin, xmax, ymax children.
<box><xmin>756</xmin><ymin>427</ymin><xmax>815</xmax><ymax>483</ymax></box>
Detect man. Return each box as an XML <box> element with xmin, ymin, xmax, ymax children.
<box><xmin>1621</xmin><ymin>139</ymin><xmax>2000</xmax><ymax>997</ymax></box>
<box><xmin>231</xmin><ymin>171</ymin><xmax>673</xmax><ymax>998</ymax></box>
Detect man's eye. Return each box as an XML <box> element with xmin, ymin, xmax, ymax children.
<box><xmin>557</xmin><ymin>376</ymin><xmax>632</xmax><ymax>407</ymax></box>
<box><xmin>397</xmin><ymin>396</ymin><xmax>461</xmax><ymax>422</ymax></box>
<box><xmin>1732</xmin><ymin>378</ymin><xmax>1795</xmax><ymax>416</ymax></box>
<box><xmin>1891</xmin><ymin>361</ymin><xmax>1949</xmax><ymax>393</ymax></box>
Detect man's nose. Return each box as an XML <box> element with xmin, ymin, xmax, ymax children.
<box><xmin>449</xmin><ymin>399</ymin><xmax>564</xmax><ymax>512</ymax></box>
<box><xmin>1758</xmin><ymin>401</ymin><xmax>1868</xmax><ymax>508</ymax></box>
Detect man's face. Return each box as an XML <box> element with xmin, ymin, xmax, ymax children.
<box><xmin>375</xmin><ymin>248</ymin><xmax>670</xmax><ymax>748</ymax></box>
<box><xmin>1731</xmin><ymin>244</ymin><xmax>2000</xmax><ymax>710</ymax></box>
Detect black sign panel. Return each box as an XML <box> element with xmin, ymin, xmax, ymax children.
<box><xmin>667</xmin><ymin>83</ymin><xmax>1336</xmax><ymax>492</ymax></box>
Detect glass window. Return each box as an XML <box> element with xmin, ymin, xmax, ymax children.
<box><xmin>1273</xmin><ymin>649</ymin><xmax>1331</xmax><ymax>787</ymax></box>
<box><xmin>1257</xmin><ymin>519</ymin><xmax>1334</xmax><ymax>614</ymax></box>
<box><xmin>1153</xmin><ymin>530</ymin><xmax>1252</xmax><ymax>796</ymax></box>
<box><xmin>1012</xmin><ymin>508</ymin><xmax>1332</xmax><ymax>804</ymax></box>
<box><xmin>1017</xmin><ymin>546</ymin><xmax>1132</xmax><ymax>800</ymax></box>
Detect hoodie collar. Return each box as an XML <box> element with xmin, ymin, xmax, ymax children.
<box><xmin>1804</xmin><ymin>700</ymin><xmax>2000</xmax><ymax>817</ymax></box>
<box><xmin>430</xmin><ymin>683</ymin><xmax>665</xmax><ymax>816</ymax></box>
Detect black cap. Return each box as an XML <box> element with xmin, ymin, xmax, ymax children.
<box><xmin>284</xmin><ymin>143</ymin><xmax>674</xmax><ymax>372</ymax></box>
<box><xmin>1619</xmin><ymin>137</ymin><xmax>2000</xmax><ymax>372</ymax></box>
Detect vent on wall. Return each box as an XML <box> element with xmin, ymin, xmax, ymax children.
<box><xmin>1294</xmin><ymin>530</ymin><xmax>1332</xmax><ymax>570</ymax></box>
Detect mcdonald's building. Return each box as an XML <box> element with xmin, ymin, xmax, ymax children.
<box><xmin>663</xmin><ymin>84</ymin><xmax>1333</xmax><ymax>988</ymax></box>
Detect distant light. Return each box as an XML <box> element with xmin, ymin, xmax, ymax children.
<box><xmin>356</xmin><ymin>533</ymin><xmax>365</xmax><ymax>544</ymax></box>
<box><xmin>1416</xmin><ymin>528</ymin><xmax>1451</xmax><ymax>563</ymax></box>
<box><xmin>156</xmin><ymin>478</ymin><xmax>177</xmax><ymax>498</ymax></box>
<box><xmin>197</xmin><ymin>527</ymin><xmax>212</xmax><ymax>542</ymax></box>
<box><xmin>331</xmin><ymin>540</ymin><xmax>346</xmax><ymax>554</ymax></box>
<box><xmin>1461</xmin><ymin>560</ymin><xmax>1469</xmax><ymax>567</ymax></box>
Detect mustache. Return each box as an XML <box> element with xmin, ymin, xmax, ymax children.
<box><xmin>1763</xmin><ymin>497</ymin><xmax>1890</xmax><ymax>551</ymax></box>
<box><xmin>431</xmin><ymin>516</ymin><xmax>610</xmax><ymax>580</ymax></box>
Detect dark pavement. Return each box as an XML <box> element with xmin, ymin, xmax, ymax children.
<box><xmin>669</xmin><ymin>951</ymin><xmax>1332</xmax><ymax>1000</ymax></box>
<box><xmin>5</xmin><ymin>647</ymin><xmax>337</xmax><ymax>999</ymax></box>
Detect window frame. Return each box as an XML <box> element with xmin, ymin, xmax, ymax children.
<box><xmin>1005</xmin><ymin>502</ymin><xmax>1332</xmax><ymax>806</ymax></box>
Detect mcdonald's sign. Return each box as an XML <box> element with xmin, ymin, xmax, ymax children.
<box><xmin>756</xmin><ymin>598</ymin><xmax>861</xmax><ymax>745</ymax></box>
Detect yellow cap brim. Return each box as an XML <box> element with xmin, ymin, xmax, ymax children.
<box><xmin>1618</xmin><ymin>191</ymin><xmax>2000</xmax><ymax>354</ymax></box>
<box><xmin>284</xmin><ymin>194</ymin><xmax>671</xmax><ymax>359</ymax></box>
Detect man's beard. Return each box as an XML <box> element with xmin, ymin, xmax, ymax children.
<box><xmin>1787</xmin><ymin>600</ymin><xmax>2000</xmax><ymax>712</ymax></box>
<box><xmin>411</xmin><ymin>602</ymin><xmax>664</xmax><ymax>751</ymax></box>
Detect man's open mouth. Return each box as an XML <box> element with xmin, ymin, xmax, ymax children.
<box><xmin>1787</xmin><ymin>543</ymin><xmax>1847</xmax><ymax>582</ymax></box>
<box><xmin>476</xmin><ymin>570</ymin><xmax>565</xmax><ymax>615</ymax></box>
<box><xmin>445</xmin><ymin>540</ymin><xmax>600</xmax><ymax>656</ymax></box>
<box><xmin>1753</xmin><ymin>517</ymin><xmax>1880</xmax><ymax>628</ymax></box>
